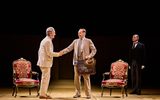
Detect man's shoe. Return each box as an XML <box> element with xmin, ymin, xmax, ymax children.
<box><xmin>39</xmin><ymin>95</ymin><xmax>52</xmax><ymax>99</ymax></box>
<box><xmin>86</xmin><ymin>96</ymin><xmax>91</xmax><ymax>99</ymax></box>
<box><xmin>137</xmin><ymin>92</ymin><xmax>141</xmax><ymax>95</ymax></box>
<box><xmin>129</xmin><ymin>91</ymin><xmax>137</xmax><ymax>94</ymax></box>
<box><xmin>137</xmin><ymin>90</ymin><xmax>141</xmax><ymax>95</ymax></box>
<box><xmin>73</xmin><ymin>94</ymin><xmax>81</xmax><ymax>98</ymax></box>
<box><xmin>46</xmin><ymin>95</ymin><xmax>53</xmax><ymax>99</ymax></box>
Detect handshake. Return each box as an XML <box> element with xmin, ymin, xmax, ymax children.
<box><xmin>55</xmin><ymin>51</ymin><xmax>64</xmax><ymax>57</ymax></box>
<box><xmin>59</xmin><ymin>51</ymin><xmax>64</xmax><ymax>57</ymax></box>
<box><xmin>55</xmin><ymin>50</ymin><xmax>91</xmax><ymax>59</ymax></box>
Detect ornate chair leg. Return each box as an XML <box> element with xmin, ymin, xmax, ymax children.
<box><xmin>121</xmin><ymin>87</ymin><xmax>124</xmax><ymax>98</ymax></box>
<box><xmin>125</xmin><ymin>86</ymin><xmax>128</xmax><ymax>97</ymax></box>
<box><xmin>110</xmin><ymin>89</ymin><xmax>112</xmax><ymax>96</ymax></box>
<box><xmin>15</xmin><ymin>87</ymin><xmax>18</xmax><ymax>97</ymax></box>
<box><xmin>101</xmin><ymin>86</ymin><xmax>104</xmax><ymax>97</ymax></box>
<box><xmin>12</xmin><ymin>86</ymin><xmax>15</xmax><ymax>96</ymax></box>
<box><xmin>29</xmin><ymin>88</ymin><xmax>31</xmax><ymax>95</ymax></box>
<box><xmin>37</xmin><ymin>86</ymin><xmax>40</xmax><ymax>97</ymax></box>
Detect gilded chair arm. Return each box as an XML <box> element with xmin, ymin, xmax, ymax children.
<box><xmin>102</xmin><ymin>72</ymin><xmax>110</xmax><ymax>80</ymax></box>
<box><xmin>103</xmin><ymin>72</ymin><xmax>110</xmax><ymax>75</ymax></box>
<box><xmin>13</xmin><ymin>73</ymin><xmax>16</xmax><ymax>78</ymax></box>
<box><xmin>32</xmin><ymin>71</ymin><xmax>38</xmax><ymax>75</ymax></box>
<box><xmin>32</xmin><ymin>71</ymin><xmax>39</xmax><ymax>80</ymax></box>
<box><xmin>124</xmin><ymin>79</ymin><xmax>128</xmax><ymax>85</ymax></box>
<box><xmin>13</xmin><ymin>73</ymin><xmax>17</xmax><ymax>84</ymax></box>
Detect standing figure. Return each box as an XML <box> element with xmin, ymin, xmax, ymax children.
<box><xmin>60</xmin><ymin>28</ymin><xmax>97</xmax><ymax>99</ymax></box>
<box><xmin>37</xmin><ymin>27</ymin><xmax>61</xmax><ymax>99</ymax></box>
<box><xmin>129</xmin><ymin>34</ymin><xmax>146</xmax><ymax>95</ymax></box>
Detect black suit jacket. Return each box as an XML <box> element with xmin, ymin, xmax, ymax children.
<box><xmin>129</xmin><ymin>42</ymin><xmax>146</xmax><ymax>66</ymax></box>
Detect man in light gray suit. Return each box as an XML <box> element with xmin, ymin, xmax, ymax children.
<box><xmin>37</xmin><ymin>27</ymin><xmax>61</xmax><ymax>99</ymax></box>
<box><xmin>60</xmin><ymin>28</ymin><xmax>97</xmax><ymax>99</ymax></box>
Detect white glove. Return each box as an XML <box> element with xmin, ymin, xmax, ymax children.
<box><xmin>129</xmin><ymin>66</ymin><xmax>131</xmax><ymax>69</ymax></box>
<box><xmin>141</xmin><ymin>65</ymin><xmax>145</xmax><ymax>69</ymax></box>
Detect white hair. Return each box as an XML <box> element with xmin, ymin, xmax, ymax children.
<box><xmin>46</xmin><ymin>27</ymin><xmax>55</xmax><ymax>35</ymax></box>
<box><xmin>78</xmin><ymin>28</ymin><xmax>86</xmax><ymax>33</ymax></box>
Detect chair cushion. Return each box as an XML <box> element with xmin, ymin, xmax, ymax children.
<box><xmin>15</xmin><ymin>78</ymin><xmax>39</xmax><ymax>86</ymax></box>
<box><xmin>102</xmin><ymin>79</ymin><xmax>126</xmax><ymax>87</ymax></box>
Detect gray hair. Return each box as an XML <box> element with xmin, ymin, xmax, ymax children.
<box><xmin>46</xmin><ymin>27</ymin><xmax>55</xmax><ymax>35</ymax></box>
<box><xmin>78</xmin><ymin>28</ymin><xmax>86</xmax><ymax>33</ymax></box>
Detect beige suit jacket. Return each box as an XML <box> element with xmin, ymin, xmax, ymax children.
<box><xmin>62</xmin><ymin>37</ymin><xmax>97</xmax><ymax>65</ymax></box>
<box><xmin>37</xmin><ymin>36</ymin><xmax>59</xmax><ymax>67</ymax></box>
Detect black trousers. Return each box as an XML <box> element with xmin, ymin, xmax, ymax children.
<box><xmin>131</xmin><ymin>60</ymin><xmax>142</xmax><ymax>92</ymax></box>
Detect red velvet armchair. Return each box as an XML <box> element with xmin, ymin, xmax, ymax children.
<box><xmin>101</xmin><ymin>59</ymin><xmax>129</xmax><ymax>98</ymax></box>
<box><xmin>12</xmin><ymin>58</ymin><xmax>40</xmax><ymax>97</ymax></box>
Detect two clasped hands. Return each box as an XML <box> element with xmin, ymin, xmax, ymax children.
<box><xmin>56</xmin><ymin>51</ymin><xmax>91</xmax><ymax>59</ymax></box>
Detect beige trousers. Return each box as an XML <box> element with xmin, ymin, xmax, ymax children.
<box><xmin>74</xmin><ymin>66</ymin><xmax>91</xmax><ymax>96</ymax></box>
<box><xmin>39</xmin><ymin>67</ymin><xmax>51</xmax><ymax>96</ymax></box>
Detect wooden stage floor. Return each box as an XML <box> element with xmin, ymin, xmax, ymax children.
<box><xmin>0</xmin><ymin>80</ymin><xmax>160</xmax><ymax>100</ymax></box>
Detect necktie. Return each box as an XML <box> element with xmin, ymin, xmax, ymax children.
<box><xmin>78</xmin><ymin>39</ymin><xmax>82</xmax><ymax>58</ymax></box>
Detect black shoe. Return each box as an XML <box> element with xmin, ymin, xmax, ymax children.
<box><xmin>73</xmin><ymin>94</ymin><xmax>81</xmax><ymax>98</ymax></box>
<box><xmin>137</xmin><ymin>90</ymin><xmax>141</xmax><ymax>95</ymax></box>
<box><xmin>129</xmin><ymin>91</ymin><xmax>137</xmax><ymax>94</ymax></box>
<box><xmin>137</xmin><ymin>92</ymin><xmax>141</xmax><ymax>95</ymax></box>
<box><xmin>86</xmin><ymin>96</ymin><xmax>91</xmax><ymax>99</ymax></box>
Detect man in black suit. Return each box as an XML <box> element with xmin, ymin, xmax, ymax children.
<box><xmin>129</xmin><ymin>34</ymin><xmax>146</xmax><ymax>95</ymax></box>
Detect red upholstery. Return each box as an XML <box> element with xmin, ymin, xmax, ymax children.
<box><xmin>15</xmin><ymin>78</ymin><xmax>39</xmax><ymax>86</ymax></box>
<box><xmin>12</xmin><ymin>58</ymin><xmax>39</xmax><ymax>97</ymax></box>
<box><xmin>101</xmin><ymin>59</ymin><xmax>128</xmax><ymax>98</ymax></box>
<box><xmin>13</xmin><ymin>59</ymin><xmax>31</xmax><ymax>78</ymax></box>
<box><xmin>102</xmin><ymin>79</ymin><xmax>126</xmax><ymax>87</ymax></box>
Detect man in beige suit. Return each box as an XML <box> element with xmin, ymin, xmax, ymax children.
<box><xmin>37</xmin><ymin>27</ymin><xmax>61</xmax><ymax>99</ymax></box>
<box><xmin>60</xmin><ymin>28</ymin><xmax>97</xmax><ymax>99</ymax></box>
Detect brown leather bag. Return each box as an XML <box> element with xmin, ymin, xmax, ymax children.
<box><xmin>77</xmin><ymin>58</ymin><xmax>96</xmax><ymax>75</ymax></box>
<box><xmin>84</xmin><ymin>58</ymin><xmax>96</xmax><ymax>68</ymax></box>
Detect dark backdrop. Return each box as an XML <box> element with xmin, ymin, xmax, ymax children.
<box><xmin>0</xmin><ymin>1</ymin><xmax>160</xmax><ymax>88</ymax></box>
<box><xmin>0</xmin><ymin>34</ymin><xmax>159</xmax><ymax>89</ymax></box>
